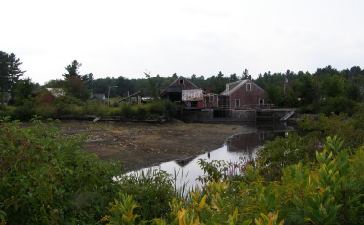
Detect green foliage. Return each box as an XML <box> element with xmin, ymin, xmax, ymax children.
<box><xmin>256</xmin><ymin>133</ymin><xmax>319</xmax><ymax>180</ymax></box>
<box><xmin>0</xmin><ymin>51</ymin><xmax>25</xmax><ymax>94</ymax></box>
<box><xmin>2</xmin><ymin>95</ymin><xmax>364</xmax><ymax>225</ymax></box>
<box><xmin>256</xmin><ymin>66</ymin><xmax>364</xmax><ymax>113</ymax></box>
<box><xmin>320</xmin><ymin>96</ymin><xmax>356</xmax><ymax>115</ymax></box>
<box><xmin>13</xmin><ymin>78</ymin><xmax>37</xmax><ymax>105</ymax></box>
<box><xmin>0</xmin><ymin>121</ymin><xmax>122</xmax><ymax>225</ymax></box>
<box><xmin>116</xmin><ymin>170</ymin><xmax>175</xmax><ymax>221</ymax></box>
<box><xmin>299</xmin><ymin>113</ymin><xmax>364</xmax><ymax>148</ymax></box>
<box><xmin>12</xmin><ymin>99</ymin><xmax>35</xmax><ymax>120</ymax></box>
<box><xmin>108</xmin><ymin>136</ymin><xmax>363</xmax><ymax>225</ymax></box>
<box><xmin>105</xmin><ymin>193</ymin><xmax>140</xmax><ymax>225</ymax></box>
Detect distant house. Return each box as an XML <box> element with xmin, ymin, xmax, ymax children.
<box><xmin>46</xmin><ymin>88</ymin><xmax>65</xmax><ymax>98</ymax></box>
<box><xmin>92</xmin><ymin>93</ymin><xmax>106</xmax><ymax>101</ymax></box>
<box><xmin>220</xmin><ymin>79</ymin><xmax>266</xmax><ymax>109</ymax></box>
<box><xmin>160</xmin><ymin>77</ymin><xmax>200</xmax><ymax>102</ymax></box>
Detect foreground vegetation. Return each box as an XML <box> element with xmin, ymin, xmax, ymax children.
<box><xmin>1</xmin><ymin>105</ymin><xmax>364</xmax><ymax>225</ymax></box>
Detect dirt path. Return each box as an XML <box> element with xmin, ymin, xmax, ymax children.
<box><xmin>61</xmin><ymin>121</ymin><xmax>254</xmax><ymax>171</ymax></box>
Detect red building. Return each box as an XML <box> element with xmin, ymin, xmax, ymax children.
<box><xmin>160</xmin><ymin>77</ymin><xmax>199</xmax><ymax>102</ymax></box>
<box><xmin>220</xmin><ymin>79</ymin><xmax>267</xmax><ymax>109</ymax></box>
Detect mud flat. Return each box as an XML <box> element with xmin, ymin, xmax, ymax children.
<box><xmin>60</xmin><ymin>121</ymin><xmax>255</xmax><ymax>171</ymax></box>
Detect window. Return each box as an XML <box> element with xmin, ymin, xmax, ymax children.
<box><xmin>246</xmin><ymin>83</ymin><xmax>252</xmax><ymax>92</ymax></box>
<box><xmin>259</xmin><ymin>98</ymin><xmax>264</xmax><ymax>105</ymax></box>
<box><xmin>235</xmin><ymin>99</ymin><xmax>240</xmax><ymax>108</ymax></box>
<box><xmin>179</xmin><ymin>79</ymin><xmax>184</xmax><ymax>84</ymax></box>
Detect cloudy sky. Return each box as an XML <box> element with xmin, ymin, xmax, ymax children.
<box><xmin>2</xmin><ymin>0</ymin><xmax>364</xmax><ymax>83</ymax></box>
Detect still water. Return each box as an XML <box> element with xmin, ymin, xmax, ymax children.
<box><xmin>128</xmin><ymin>124</ymin><xmax>290</xmax><ymax>190</ymax></box>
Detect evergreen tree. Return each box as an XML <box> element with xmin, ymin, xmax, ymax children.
<box><xmin>0</xmin><ymin>51</ymin><xmax>25</xmax><ymax>92</ymax></box>
<box><xmin>62</xmin><ymin>60</ymin><xmax>90</xmax><ymax>100</ymax></box>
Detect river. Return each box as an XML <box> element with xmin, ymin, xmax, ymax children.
<box><xmin>126</xmin><ymin>123</ymin><xmax>292</xmax><ymax>191</ymax></box>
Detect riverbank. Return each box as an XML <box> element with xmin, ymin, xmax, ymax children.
<box><xmin>61</xmin><ymin>121</ymin><xmax>254</xmax><ymax>170</ymax></box>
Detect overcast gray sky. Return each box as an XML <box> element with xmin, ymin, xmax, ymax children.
<box><xmin>2</xmin><ymin>0</ymin><xmax>364</xmax><ymax>84</ymax></box>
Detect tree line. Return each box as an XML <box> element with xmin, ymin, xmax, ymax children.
<box><xmin>1</xmin><ymin>50</ymin><xmax>364</xmax><ymax>114</ymax></box>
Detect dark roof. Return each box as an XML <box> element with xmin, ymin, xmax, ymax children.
<box><xmin>160</xmin><ymin>77</ymin><xmax>199</xmax><ymax>96</ymax></box>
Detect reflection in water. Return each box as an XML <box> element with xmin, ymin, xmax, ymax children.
<box><xmin>129</xmin><ymin>128</ymin><xmax>288</xmax><ymax>191</ymax></box>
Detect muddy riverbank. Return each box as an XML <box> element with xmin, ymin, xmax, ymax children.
<box><xmin>61</xmin><ymin>121</ymin><xmax>256</xmax><ymax>170</ymax></box>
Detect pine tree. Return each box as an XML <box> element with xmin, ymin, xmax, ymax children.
<box><xmin>0</xmin><ymin>51</ymin><xmax>25</xmax><ymax>92</ymax></box>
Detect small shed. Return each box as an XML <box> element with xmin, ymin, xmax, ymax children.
<box><xmin>182</xmin><ymin>89</ymin><xmax>205</xmax><ymax>109</ymax></box>
<box><xmin>160</xmin><ymin>77</ymin><xmax>199</xmax><ymax>102</ymax></box>
<box><xmin>220</xmin><ymin>79</ymin><xmax>266</xmax><ymax>109</ymax></box>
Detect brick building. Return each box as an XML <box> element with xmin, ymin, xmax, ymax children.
<box><xmin>220</xmin><ymin>79</ymin><xmax>267</xmax><ymax>109</ymax></box>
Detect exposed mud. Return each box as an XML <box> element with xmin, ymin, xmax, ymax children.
<box><xmin>60</xmin><ymin>121</ymin><xmax>254</xmax><ymax>171</ymax></box>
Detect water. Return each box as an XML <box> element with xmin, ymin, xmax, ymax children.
<box><xmin>127</xmin><ymin>125</ymin><xmax>290</xmax><ymax>191</ymax></box>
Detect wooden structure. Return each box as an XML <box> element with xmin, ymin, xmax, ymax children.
<box><xmin>203</xmin><ymin>93</ymin><xmax>219</xmax><ymax>108</ymax></box>
<box><xmin>220</xmin><ymin>79</ymin><xmax>267</xmax><ymax>109</ymax></box>
<box><xmin>119</xmin><ymin>91</ymin><xmax>142</xmax><ymax>104</ymax></box>
<box><xmin>160</xmin><ymin>77</ymin><xmax>199</xmax><ymax>102</ymax></box>
<box><xmin>182</xmin><ymin>89</ymin><xmax>205</xmax><ymax>109</ymax></box>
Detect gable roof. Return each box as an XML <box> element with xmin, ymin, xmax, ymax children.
<box><xmin>160</xmin><ymin>77</ymin><xmax>199</xmax><ymax>95</ymax></box>
<box><xmin>220</xmin><ymin>79</ymin><xmax>265</xmax><ymax>96</ymax></box>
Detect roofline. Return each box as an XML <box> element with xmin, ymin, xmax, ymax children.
<box><xmin>220</xmin><ymin>79</ymin><xmax>265</xmax><ymax>96</ymax></box>
<box><xmin>160</xmin><ymin>76</ymin><xmax>199</xmax><ymax>95</ymax></box>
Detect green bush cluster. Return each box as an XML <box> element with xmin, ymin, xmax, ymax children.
<box><xmin>0</xmin><ymin>121</ymin><xmax>123</xmax><ymax>224</ymax></box>
<box><xmin>116</xmin><ymin>170</ymin><xmax>175</xmax><ymax>221</ymax></box>
<box><xmin>0</xmin><ymin>98</ymin><xmax>177</xmax><ymax>121</ymax></box>
<box><xmin>0</xmin><ymin>121</ymin><xmax>177</xmax><ymax>225</ymax></box>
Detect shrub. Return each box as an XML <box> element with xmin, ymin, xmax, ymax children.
<box><xmin>0</xmin><ymin>121</ymin><xmax>122</xmax><ymax>225</ymax></box>
<box><xmin>120</xmin><ymin>104</ymin><xmax>136</xmax><ymax>118</ymax></box>
<box><xmin>147</xmin><ymin>100</ymin><xmax>177</xmax><ymax>118</ymax></box>
<box><xmin>115</xmin><ymin>169</ymin><xmax>175</xmax><ymax>221</ymax></box>
<box><xmin>256</xmin><ymin>133</ymin><xmax>320</xmax><ymax>180</ymax></box>
<box><xmin>83</xmin><ymin>101</ymin><xmax>110</xmax><ymax>116</ymax></box>
<box><xmin>11</xmin><ymin>99</ymin><xmax>35</xmax><ymax>121</ymax></box>
<box><xmin>320</xmin><ymin>96</ymin><xmax>357</xmax><ymax>115</ymax></box>
<box><xmin>135</xmin><ymin>105</ymin><xmax>148</xmax><ymax>120</ymax></box>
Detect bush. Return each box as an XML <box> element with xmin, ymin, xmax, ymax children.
<box><xmin>148</xmin><ymin>100</ymin><xmax>177</xmax><ymax>118</ymax></box>
<box><xmin>120</xmin><ymin>104</ymin><xmax>136</xmax><ymax>118</ymax></box>
<box><xmin>12</xmin><ymin>99</ymin><xmax>35</xmax><ymax>121</ymax></box>
<box><xmin>135</xmin><ymin>105</ymin><xmax>148</xmax><ymax>120</ymax></box>
<box><xmin>0</xmin><ymin>121</ymin><xmax>122</xmax><ymax>225</ymax></box>
<box><xmin>116</xmin><ymin>169</ymin><xmax>175</xmax><ymax>221</ymax></box>
<box><xmin>83</xmin><ymin>101</ymin><xmax>110</xmax><ymax>116</ymax></box>
<box><xmin>320</xmin><ymin>96</ymin><xmax>357</xmax><ymax>115</ymax></box>
<box><xmin>256</xmin><ymin>133</ymin><xmax>319</xmax><ymax>180</ymax></box>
